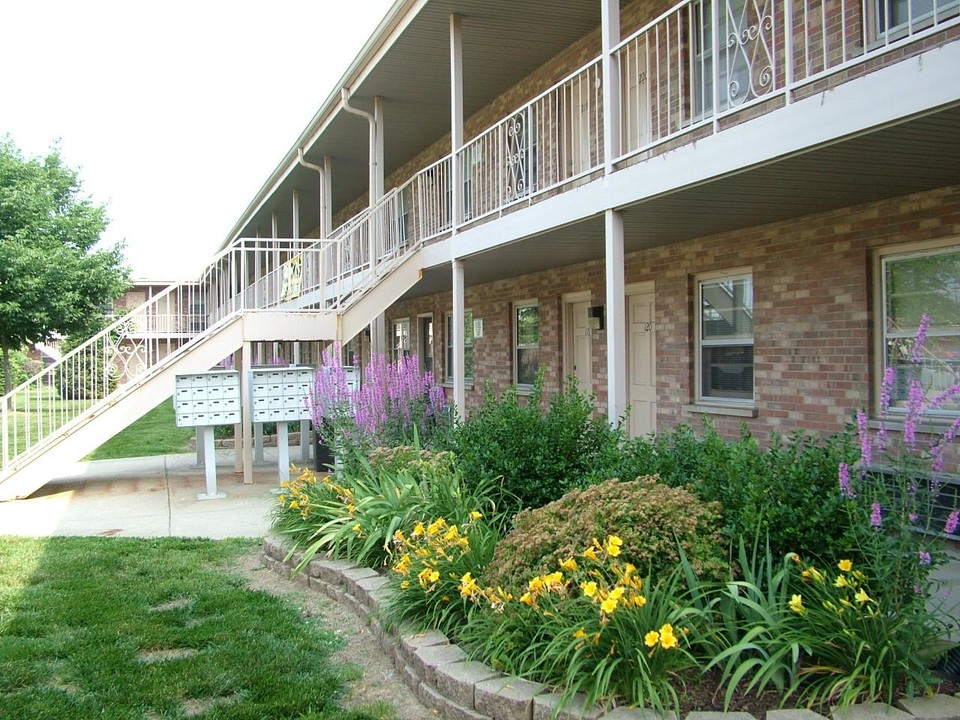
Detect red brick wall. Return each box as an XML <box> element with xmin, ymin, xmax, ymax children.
<box><xmin>386</xmin><ymin>184</ymin><xmax>960</xmax><ymax>441</ymax></box>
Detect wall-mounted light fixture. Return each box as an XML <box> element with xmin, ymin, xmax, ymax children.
<box><xmin>588</xmin><ymin>305</ymin><xmax>605</xmax><ymax>331</ymax></box>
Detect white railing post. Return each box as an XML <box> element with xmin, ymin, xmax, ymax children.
<box><xmin>712</xmin><ymin>0</ymin><xmax>721</xmax><ymax>129</ymax></box>
<box><xmin>600</xmin><ymin>0</ymin><xmax>620</xmax><ymax>175</ymax></box>
<box><xmin>785</xmin><ymin>0</ymin><xmax>794</xmax><ymax>99</ymax></box>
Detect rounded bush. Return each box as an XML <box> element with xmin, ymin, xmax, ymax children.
<box><xmin>483</xmin><ymin>476</ymin><xmax>728</xmax><ymax>593</ymax></box>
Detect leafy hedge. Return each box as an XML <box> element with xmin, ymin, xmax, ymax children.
<box><xmin>601</xmin><ymin>422</ymin><xmax>859</xmax><ymax>559</ymax></box>
<box><xmin>441</xmin><ymin>376</ymin><xmax>622</xmax><ymax>510</ymax></box>
<box><xmin>482</xmin><ymin>476</ymin><xmax>727</xmax><ymax>593</ymax></box>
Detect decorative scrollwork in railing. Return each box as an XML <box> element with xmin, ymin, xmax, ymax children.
<box><xmin>725</xmin><ymin>0</ymin><xmax>776</xmax><ymax>106</ymax></box>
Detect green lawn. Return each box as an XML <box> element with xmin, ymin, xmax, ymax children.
<box><xmin>86</xmin><ymin>400</ymin><xmax>195</xmax><ymax>461</ymax></box>
<box><xmin>0</xmin><ymin>536</ymin><xmax>386</xmax><ymax>720</ymax></box>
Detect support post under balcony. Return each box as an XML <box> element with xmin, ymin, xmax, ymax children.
<box><xmin>605</xmin><ymin>209</ymin><xmax>627</xmax><ymax>425</ymax></box>
<box><xmin>452</xmin><ymin>258</ymin><xmax>466</xmax><ymax>421</ymax></box>
<box><xmin>240</xmin><ymin>341</ymin><xmax>253</xmax><ymax>485</ymax></box>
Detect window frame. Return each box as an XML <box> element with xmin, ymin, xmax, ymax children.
<box><xmin>514</xmin><ymin>299</ymin><xmax>541</xmax><ymax>391</ymax></box>
<box><xmin>694</xmin><ymin>269</ymin><xmax>755</xmax><ymax>405</ymax></box>
<box><xmin>875</xmin><ymin>239</ymin><xmax>960</xmax><ymax>420</ymax></box>
<box><xmin>445</xmin><ymin>310</ymin><xmax>474</xmax><ymax>385</ymax></box>
<box><xmin>869</xmin><ymin>0</ymin><xmax>959</xmax><ymax>41</ymax></box>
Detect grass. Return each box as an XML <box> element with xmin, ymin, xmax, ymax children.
<box><xmin>86</xmin><ymin>400</ymin><xmax>195</xmax><ymax>461</ymax></box>
<box><xmin>0</xmin><ymin>536</ymin><xmax>385</xmax><ymax>720</ymax></box>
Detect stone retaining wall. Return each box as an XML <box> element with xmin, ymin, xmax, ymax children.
<box><xmin>261</xmin><ymin>535</ymin><xmax>960</xmax><ymax>720</ymax></box>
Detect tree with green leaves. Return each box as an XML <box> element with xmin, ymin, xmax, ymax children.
<box><xmin>0</xmin><ymin>136</ymin><xmax>129</xmax><ymax>395</ymax></box>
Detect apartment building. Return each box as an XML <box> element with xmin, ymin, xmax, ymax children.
<box><xmin>225</xmin><ymin>0</ymin><xmax>959</xmax><ymax>440</ymax></box>
<box><xmin>3</xmin><ymin>0</ymin><xmax>957</xmax><ymax>499</ymax></box>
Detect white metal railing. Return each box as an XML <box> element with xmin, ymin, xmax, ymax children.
<box><xmin>615</xmin><ymin>0</ymin><xmax>959</xmax><ymax>159</ymax></box>
<box><xmin>0</xmin><ymin>224</ymin><xmax>424</xmax><ymax>475</ymax></box>
<box><xmin>1</xmin><ymin>276</ymin><xmax>211</xmax><ymax>474</ymax></box>
<box><xmin>457</xmin><ymin>58</ymin><xmax>605</xmax><ymax>225</ymax></box>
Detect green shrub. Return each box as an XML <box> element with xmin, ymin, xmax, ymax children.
<box><xmin>601</xmin><ymin>421</ymin><xmax>858</xmax><ymax>560</ymax></box>
<box><xmin>271</xmin><ymin>446</ymin><xmax>505</xmax><ymax>573</ymax></box>
<box><xmin>444</xmin><ymin>375</ymin><xmax>624</xmax><ymax>509</ymax></box>
<box><xmin>482</xmin><ymin>476</ymin><xmax>727</xmax><ymax>594</ymax></box>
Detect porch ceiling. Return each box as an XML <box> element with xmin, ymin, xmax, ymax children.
<box><xmin>402</xmin><ymin>101</ymin><xmax>960</xmax><ymax>298</ymax></box>
<box><xmin>236</xmin><ymin>0</ymin><xmax>610</xmax><ymax>241</ymax></box>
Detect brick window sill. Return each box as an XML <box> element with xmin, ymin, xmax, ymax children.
<box><xmin>683</xmin><ymin>403</ymin><xmax>759</xmax><ymax>418</ymax></box>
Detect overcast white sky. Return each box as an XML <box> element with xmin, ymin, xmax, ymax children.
<box><xmin>2</xmin><ymin>0</ymin><xmax>393</xmax><ymax>281</ymax></box>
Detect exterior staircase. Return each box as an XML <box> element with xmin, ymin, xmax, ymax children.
<box><xmin>0</xmin><ymin>217</ymin><xmax>424</xmax><ymax>501</ymax></box>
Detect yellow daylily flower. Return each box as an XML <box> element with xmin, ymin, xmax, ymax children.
<box><xmin>838</xmin><ymin>559</ymin><xmax>853</xmax><ymax>572</ymax></box>
<box><xmin>644</xmin><ymin>630</ymin><xmax>660</xmax><ymax>648</ymax></box>
<box><xmin>470</xmin><ymin>510</ymin><xmax>483</xmax><ymax>521</ymax></box>
<box><xmin>600</xmin><ymin>597</ymin><xmax>618</xmax><ymax>615</ymax></box>
<box><xmin>789</xmin><ymin>594</ymin><xmax>806</xmax><ymax>615</ymax></box>
<box><xmin>854</xmin><ymin>588</ymin><xmax>872</xmax><ymax>605</ymax></box>
<box><xmin>583</xmin><ymin>547</ymin><xmax>599</xmax><ymax>562</ymax></box>
<box><xmin>659</xmin><ymin>624</ymin><xmax>678</xmax><ymax>650</ymax></box>
<box><xmin>834</xmin><ymin>575</ymin><xmax>849</xmax><ymax>588</ymax></box>
<box><xmin>559</xmin><ymin>557</ymin><xmax>579</xmax><ymax>572</ymax></box>
<box><xmin>606</xmin><ymin>535</ymin><xmax>623</xmax><ymax>557</ymax></box>
<box><xmin>581</xmin><ymin>581</ymin><xmax>598</xmax><ymax>598</ymax></box>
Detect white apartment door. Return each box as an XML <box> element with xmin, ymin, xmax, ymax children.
<box><xmin>564</xmin><ymin>299</ymin><xmax>592</xmax><ymax>393</ymax></box>
<box><xmin>622</xmin><ymin>38</ymin><xmax>650</xmax><ymax>153</ymax></box>
<box><xmin>627</xmin><ymin>290</ymin><xmax>657</xmax><ymax>437</ymax></box>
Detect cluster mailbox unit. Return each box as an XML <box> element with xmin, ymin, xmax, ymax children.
<box><xmin>173</xmin><ymin>365</ymin><xmax>319</xmax><ymax>497</ymax></box>
<box><xmin>174</xmin><ymin>370</ymin><xmax>241</xmax><ymax>499</ymax></box>
<box><xmin>250</xmin><ymin>365</ymin><xmax>315</xmax><ymax>481</ymax></box>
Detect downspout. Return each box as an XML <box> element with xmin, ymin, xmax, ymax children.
<box><xmin>341</xmin><ymin>87</ymin><xmax>379</xmax><ymax>207</ymax></box>
<box><xmin>297</xmin><ymin>148</ymin><xmax>327</xmax><ymax>238</ymax></box>
<box><xmin>297</xmin><ymin>148</ymin><xmax>330</xmax><ymax>313</ymax></box>
<box><xmin>340</xmin><ymin>86</ymin><xmax>384</xmax><ymax>356</ymax></box>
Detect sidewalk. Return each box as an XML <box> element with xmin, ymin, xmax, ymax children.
<box><xmin>0</xmin><ymin>449</ymin><xmax>302</xmax><ymax>539</ymax></box>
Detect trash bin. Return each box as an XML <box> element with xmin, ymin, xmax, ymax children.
<box><xmin>314</xmin><ymin>432</ymin><xmax>335</xmax><ymax>472</ymax></box>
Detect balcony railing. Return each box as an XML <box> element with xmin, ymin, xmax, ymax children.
<box><xmin>457</xmin><ymin>58</ymin><xmax>605</xmax><ymax>226</ymax></box>
<box><xmin>614</xmin><ymin>0</ymin><xmax>959</xmax><ymax>158</ymax></box>
<box><xmin>353</xmin><ymin>0</ymin><xmax>953</xmax><ymax>237</ymax></box>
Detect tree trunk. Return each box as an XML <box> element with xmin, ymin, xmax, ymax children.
<box><xmin>2</xmin><ymin>340</ymin><xmax>10</xmax><ymax>397</ymax></box>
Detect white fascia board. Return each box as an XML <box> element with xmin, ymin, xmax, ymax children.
<box><xmin>450</xmin><ymin>40</ymin><xmax>960</xmax><ymax>260</ymax></box>
<box><xmin>421</xmin><ymin>236</ymin><xmax>452</xmax><ymax>269</ymax></box>
<box><xmin>219</xmin><ymin>0</ymin><xmax>428</xmax><ymax>252</ymax></box>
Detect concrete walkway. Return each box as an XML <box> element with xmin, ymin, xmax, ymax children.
<box><xmin>0</xmin><ymin>449</ymin><xmax>299</xmax><ymax>539</ymax></box>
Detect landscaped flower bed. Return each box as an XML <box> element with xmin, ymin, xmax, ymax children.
<box><xmin>273</xmin><ymin>319</ymin><xmax>960</xmax><ymax>715</ymax></box>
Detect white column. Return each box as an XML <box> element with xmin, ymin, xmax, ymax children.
<box><xmin>254</xmin><ymin>423</ymin><xmax>264</xmax><ymax>463</ymax></box>
<box><xmin>197</xmin><ymin>426</ymin><xmax>225</xmax><ymax>500</ymax></box>
<box><xmin>323</xmin><ymin>155</ymin><xmax>334</xmax><ymax>237</ymax></box>
<box><xmin>277</xmin><ymin>422</ymin><xmax>290</xmax><ymax>483</ymax></box>
<box><xmin>370</xmin><ymin>98</ymin><xmax>386</xmax><ymax>356</ymax></box>
<box><xmin>233</xmin><ymin>350</ymin><xmax>243</xmax><ymax>473</ymax></box>
<box><xmin>601</xmin><ymin>0</ymin><xmax>621</xmax><ymax>173</ymax></box>
<box><xmin>292</xmin><ymin>189</ymin><xmax>300</xmax><ymax>240</ymax></box>
<box><xmin>605</xmin><ymin>209</ymin><xmax>627</xmax><ymax>425</ymax></box>
<box><xmin>373</xmin><ymin>97</ymin><xmax>385</xmax><ymax>203</ymax></box>
<box><xmin>450</xmin><ymin>13</ymin><xmax>464</xmax><ymax>227</ymax></box>
<box><xmin>240</xmin><ymin>341</ymin><xmax>254</xmax><ymax>484</ymax></box>
<box><xmin>452</xmin><ymin>258</ymin><xmax>466</xmax><ymax>421</ymax></box>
